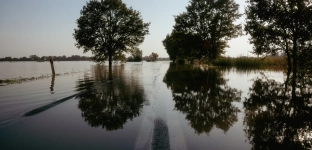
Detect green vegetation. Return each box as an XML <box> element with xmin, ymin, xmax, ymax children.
<box><xmin>148</xmin><ymin>52</ymin><xmax>159</xmax><ymax>61</ymax></box>
<box><xmin>127</xmin><ymin>47</ymin><xmax>143</xmax><ymax>62</ymax></box>
<box><xmin>212</xmin><ymin>56</ymin><xmax>286</xmax><ymax>68</ymax></box>
<box><xmin>163</xmin><ymin>32</ymin><xmax>202</xmax><ymax>62</ymax></box>
<box><xmin>73</xmin><ymin>0</ymin><xmax>150</xmax><ymax>79</ymax></box>
<box><xmin>245</xmin><ymin>0</ymin><xmax>312</xmax><ymax>75</ymax></box>
<box><xmin>161</xmin><ymin>0</ymin><xmax>312</xmax><ymax>71</ymax></box>
<box><xmin>176</xmin><ymin>58</ymin><xmax>186</xmax><ymax>65</ymax></box>
<box><xmin>163</xmin><ymin>0</ymin><xmax>241</xmax><ymax>63</ymax></box>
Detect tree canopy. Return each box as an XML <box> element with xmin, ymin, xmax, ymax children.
<box><xmin>245</xmin><ymin>0</ymin><xmax>312</xmax><ymax>76</ymax></box>
<box><xmin>127</xmin><ymin>47</ymin><xmax>142</xmax><ymax>62</ymax></box>
<box><xmin>73</xmin><ymin>0</ymin><xmax>150</xmax><ymax>79</ymax></box>
<box><xmin>163</xmin><ymin>32</ymin><xmax>202</xmax><ymax>62</ymax></box>
<box><xmin>164</xmin><ymin>0</ymin><xmax>242</xmax><ymax>63</ymax></box>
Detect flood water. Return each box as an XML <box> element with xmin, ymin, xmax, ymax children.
<box><xmin>0</xmin><ymin>61</ymin><xmax>311</xmax><ymax>150</ymax></box>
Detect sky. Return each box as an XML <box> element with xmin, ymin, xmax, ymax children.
<box><xmin>0</xmin><ymin>0</ymin><xmax>252</xmax><ymax>58</ymax></box>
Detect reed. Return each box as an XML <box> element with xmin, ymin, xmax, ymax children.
<box><xmin>212</xmin><ymin>56</ymin><xmax>286</xmax><ymax>68</ymax></box>
<box><xmin>235</xmin><ymin>57</ymin><xmax>261</xmax><ymax>67</ymax></box>
<box><xmin>212</xmin><ymin>57</ymin><xmax>234</xmax><ymax>66</ymax></box>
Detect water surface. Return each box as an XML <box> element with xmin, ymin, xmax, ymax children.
<box><xmin>0</xmin><ymin>61</ymin><xmax>311</xmax><ymax>150</ymax></box>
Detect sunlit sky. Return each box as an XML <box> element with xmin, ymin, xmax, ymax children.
<box><xmin>0</xmin><ymin>0</ymin><xmax>252</xmax><ymax>58</ymax></box>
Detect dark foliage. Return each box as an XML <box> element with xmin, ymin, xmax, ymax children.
<box><xmin>73</xmin><ymin>0</ymin><xmax>149</xmax><ymax>79</ymax></box>
<box><xmin>164</xmin><ymin>0</ymin><xmax>242</xmax><ymax>63</ymax></box>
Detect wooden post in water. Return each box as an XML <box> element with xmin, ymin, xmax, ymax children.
<box><xmin>49</xmin><ymin>56</ymin><xmax>55</xmax><ymax>75</ymax></box>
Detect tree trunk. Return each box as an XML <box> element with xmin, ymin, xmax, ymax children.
<box><xmin>292</xmin><ymin>37</ymin><xmax>298</xmax><ymax>97</ymax></box>
<box><xmin>108</xmin><ymin>53</ymin><xmax>113</xmax><ymax>80</ymax></box>
<box><xmin>284</xmin><ymin>36</ymin><xmax>292</xmax><ymax>73</ymax></box>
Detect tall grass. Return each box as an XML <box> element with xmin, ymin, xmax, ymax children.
<box><xmin>213</xmin><ymin>56</ymin><xmax>286</xmax><ymax>68</ymax></box>
<box><xmin>212</xmin><ymin>57</ymin><xmax>234</xmax><ymax>66</ymax></box>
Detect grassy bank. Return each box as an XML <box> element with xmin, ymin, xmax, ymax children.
<box><xmin>212</xmin><ymin>56</ymin><xmax>286</xmax><ymax>68</ymax></box>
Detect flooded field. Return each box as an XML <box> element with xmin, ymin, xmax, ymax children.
<box><xmin>0</xmin><ymin>61</ymin><xmax>311</xmax><ymax>150</ymax></box>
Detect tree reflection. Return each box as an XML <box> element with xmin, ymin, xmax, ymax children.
<box><xmin>244</xmin><ymin>72</ymin><xmax>312</xmax><ymax>149</ymax></box>
<box><xmin>163</xmin><ymin>63</ymin><xmax>241</xmax><ymax>134</ymax></box>
<box><xmin>76</xmin><ymin>65</ymin><xmax>145</xmax><ymax>131</ymax></box>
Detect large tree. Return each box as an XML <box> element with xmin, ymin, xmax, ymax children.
<box><xmin>168</xmin><ymin>0</ymin><xmax>241</xmax><ymax>63</ymax></box>
<box><xmin>245</xmin><ymin>0</ymin><xmax>312</xmax><ymax>77</ymax></box>
<box><xmin>73</xmin><ymin>0</ymin><xmax>150</xmax><ymax>79</ymax></box>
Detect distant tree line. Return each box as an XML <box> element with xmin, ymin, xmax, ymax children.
<box><xmin>125</xmin><ymin>49</ymin><xmax>163</xmax><ymax>62</ymax></box>
<box><xmin>0</xmin><ymin>55</ymin><xmax>91</xmax><ymax>61</ymax></box>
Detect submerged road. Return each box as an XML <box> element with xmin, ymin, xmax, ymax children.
<box><xmin>135</xmin><ymin>62</ymin><xmax>187</xmax><ymax>150</ymax></box>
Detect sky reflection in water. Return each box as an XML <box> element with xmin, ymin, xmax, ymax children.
<box><xmin>0</xmin><ymin>62</ymin><xmax>312</xmax><ymax>149</ymax></box>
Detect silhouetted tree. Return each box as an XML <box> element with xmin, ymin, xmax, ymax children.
<box><xmin>29</xmin><ymin>55</ymin><xmax>40</xmax><ymax>61</ymax></box>
<box><xmin>4</xmin><ymin>57</ymin><xmax>12</xmax><ymax>61</ymax></box>
<box><xmin>245</xmin><ymin>0</ymin><xmax>312</xmax><ymax>77</ymax></box>
<box><xmin>163</xmin><ymin>32</ymin><xmax>202</xmax><ymax>62</ymax></box>
<box><xmin>73</xmin><ymin>0</ymin><xmax>150</xmax><ymax>79</ymax></box>
<box><xmin>127</xmin><ymin>47</ymin><xmax>142</xmax><ymax>62</ymax></box>
<box><xmin>149</xmin><ymin>52</ymin><xmax>158</xmax><ymax>61</ymax></box>
<box><xmin>166</xmin><ymin>0</ymin><xmax>242</xmax><ymax>63</ymax></box>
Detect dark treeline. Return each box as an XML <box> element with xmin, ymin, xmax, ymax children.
<box><xmin>0</xmin><ymin>55</ymin><xmax>91</xmax><ymax>61</ymax></box>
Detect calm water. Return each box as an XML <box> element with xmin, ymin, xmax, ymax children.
<box><xmin>0</xmin><ymin>61</ymin><xmax>94</xmax><ymax>79</ymax></box>
<box><xmin>0</xmin><ymin>61</ymin><xmax>311</xmax><ymax>150</ymax></box>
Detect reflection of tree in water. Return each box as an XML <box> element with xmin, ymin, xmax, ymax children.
<box><xmin>163</xmin><ymin>63</ymin><xmax>241</xmax><ymax>134</ymax></box>
<box><xmin>76</xmin><ymin>65</ymin><xmax>145</xmax><ymax>131</ymax></box>
<box><xmin>244</xmin><ymin>72</ymin><xmax>312</xmax><ymax>149</ymax></box>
